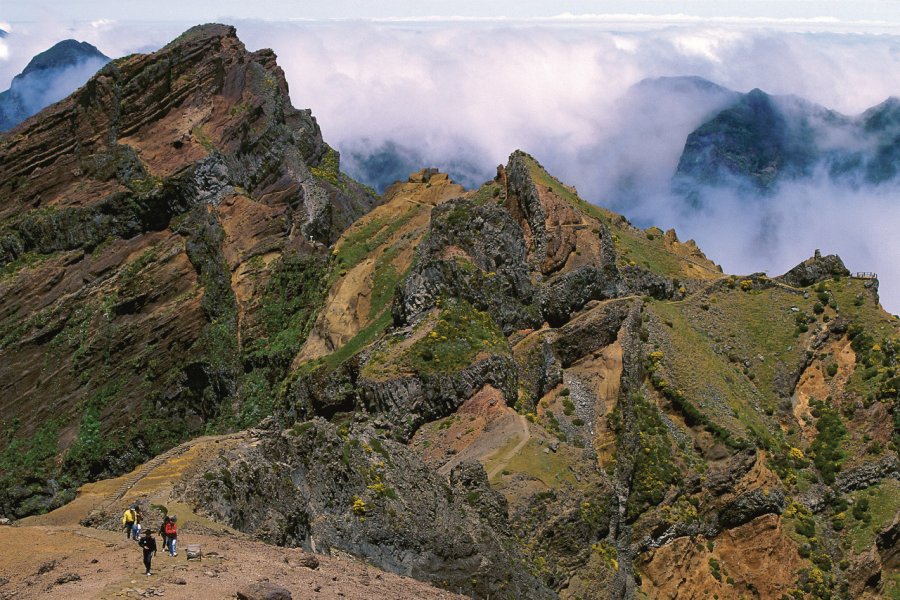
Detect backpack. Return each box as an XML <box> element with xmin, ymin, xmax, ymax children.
<box><xmin>122</xmin><ymin>509</ymin><xmax>135</xmax><ymax>525</ymax></box>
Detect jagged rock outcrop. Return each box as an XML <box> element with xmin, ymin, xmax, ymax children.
<box><xmin>834</xmin><ymin>454</ymin><xmax>900</xmax><ymax>494</ymax></box>
<box><xmin>393</xmin><ymin>198</ymin><xmax>542</xmax><ymax>333</ymax></box>
<box><xmin>550</xmin><ymin>298</ymin><xmax>634</xmax><ymax>367</ymax></box>
<box><xmin>778</xmin><ymin>249</ymin><xmax>851</xmax><ymax>287</ymax></box>
<box><xmin>180</xmin><ymin>419</ymin><xmax>553</xmax><ymax>599</ymax></box>
<box><xmin>360</xmin><ymin>354</ymin><xmax>518</xmax><ymax>440</ymax></box>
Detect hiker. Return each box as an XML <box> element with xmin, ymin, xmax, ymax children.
<box><xmin>159</xmin><ymin>516</ymin><xmax>170</xmax><ymax>552</ymax></box>
<box><xmin>164</xmin><ymin>515</ymin><xmax>178</xmax><ymax>556</ymax></box>
<box><xmin>122</xmin><ymin>505</ymin><xmax>137</xmax><ymax>540</ymax></box>
<box><xmin>138</xmin><ymin>529</ymin><xmax>157</xmax><ymax>576</ymax></box>
<box><xmin>132</xmin><ymin>506</ymin><xmax>143</xmax><ymax>541</ymax></box>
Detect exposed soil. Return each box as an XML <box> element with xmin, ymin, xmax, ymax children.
<box><xmin>0</xmin><ymin>524</ymin><xmax>462</xmax><ymax>600</ymax></box>
<box><xmin>410</xmin><ymin>384</ymin><xmax>525</xmax><ymax>476</ymax></box>
<box><xmin>639</xmin><ymin>514</ymin><xmax>804</xmax><ymax>599</ymax></box>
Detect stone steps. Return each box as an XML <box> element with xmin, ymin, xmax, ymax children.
<box><xmin>90</xmin><ymin>433</ymin><xmax>247</xmax><ymax>516</ymax></box>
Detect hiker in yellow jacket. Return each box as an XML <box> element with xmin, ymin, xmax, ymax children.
<box><xmin>122</xmin><ymin>505</ymin><xmax>137</xmax><ymax>540</ymax></box>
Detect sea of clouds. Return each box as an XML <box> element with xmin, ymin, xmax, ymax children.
<box><xmin>1</xmin><ymin>18</ymin><xmax>898</xmax><ymax>312</ymax></box>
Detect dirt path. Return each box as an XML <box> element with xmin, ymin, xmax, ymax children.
<box><xmin>486</xmin><ymin>415</ymin><xmax>531</xmax><ymax>479</ymax></box>
<box><xmin>0</xmin><ymin>524</ymin><xmax>463</xmax><ymax>600</ymax></box>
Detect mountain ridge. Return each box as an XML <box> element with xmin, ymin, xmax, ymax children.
<box><xmin>0</xmin><ymin>24</ymin><xmax>897</xmax><ymax>600</ymax></box>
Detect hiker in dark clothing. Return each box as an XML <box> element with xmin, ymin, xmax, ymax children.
<box><xmin>139</xmin><ymin>529</ymin><xmax>157</xmax><ymax>576</ymax></box>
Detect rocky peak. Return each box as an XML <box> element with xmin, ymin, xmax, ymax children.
<box><xmin>778</xmin><ymin>250</ymin><xmax>850</xmax><ymax>288</ymax></box>
<box><xmin>0</xmin><ymin>24</ymin><xmax>376</xmax><ymax>516</ymax></box>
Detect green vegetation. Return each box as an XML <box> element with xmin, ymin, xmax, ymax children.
<box><xmin>846</xmin><ymin>479</ymin><xmax>900</xmax><ymax>553</ymax></box>
<box><xmin>488</xmin><ymin>437</ymin><xmax>580</xmax><ymax>489</ymax></box>
<box><xmin>618</xmin><ymin>392</ymin><xmax>681</xmax><ymax>519</ymax></box>
<box><xmin>0</xmin><ymin>251</ymin><xmax>56</xmax><ymax>280</ymax></box>
<box><xmin>309</xmin><ymin>146</ymin><xmax>341</xmax><ymax>187</ymax></box>
<box><xmin>334</xmin><ymin>206</ymin><xmax>419</xmax><ymax>273</ymax></box>
<box><xmin>368</xmin><ymin>246</ymin><xmax>402</xmax><ymax>320</ymax></box>
<box><xmin>244</xmin><ymin>252</ymin><xmax>328</xmax><ymax>368</ymax></box>
<box><xmin>648</xmin><ymin>301</ymin><xmax>777</xmax><ymax>447</ymax></box>
<box><xmin>231</xmin><ymin>252</ymin><xmax>328</xmax><ymax>428</ymax></box>
<box><xmin>708</xmin><ymin>557</ymin><xmax>722</xmax><ymax>581</ymax></box>
<box><xmin>62</xmin><ymin>407</ymin><xmax>106</xmax><ymax>481</ymax></box>
<box><xmin>364</xmin><ymin>299</ymin><xmax>508</xmax><ymax>378</ymax></box>
<box><xmin>191</xmin><ymin>126</ymin><xmax>216</xmax><ymax>152</ymax></box>
<box><xmin>809</xmin><ymin>399</ymin><xmax>846</xmax><ymax>484</ymax></box>
<box><xmin>469</xmin><ymin>181</ymin><xmax>503</xmax><ymax>205</ymax></box>
<box><xmin>0</xmin><ymin>419</ymin><xmax>61</xmax><ymax>500</ymax></box>
<box><xmin>646</xmin><ymin>350</ymin><xmax>747</xmax><ymax>449</ymax></box>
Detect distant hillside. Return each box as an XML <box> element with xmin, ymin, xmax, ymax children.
<box><xmin>0</xmin><ymin>39</ymin><xmax>109</xmax><ymax>131</ymax></box>
<box><xmin>674</xmin><ymin>88</ymin><xmax>900</xmax><ymax>196</ymax></box>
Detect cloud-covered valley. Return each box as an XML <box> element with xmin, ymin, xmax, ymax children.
<box><xmin>2</xmin><ymin>19</ymin><xmax>899</xmax><ymax>312</ymax></box>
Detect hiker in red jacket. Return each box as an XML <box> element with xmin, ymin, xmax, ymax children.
<box><xmin>159</xmin><ymin>516</ymin><xmax>170</xmax><ymax>552</ymax></box>
<box><xmin>164</xmin><ymin>515</ymin><xmax>178</xmax><ymax>556</ymax></box>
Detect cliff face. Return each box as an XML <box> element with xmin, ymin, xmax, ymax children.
<box><xmin>0</xmin><ymin>24</ymin><xmax>376</xmax><ymax>516</ymax></box>
<box><xmin>1</xmin><ymin>24</ymin><xmax>899</xmax><ymax>600</ymax></box>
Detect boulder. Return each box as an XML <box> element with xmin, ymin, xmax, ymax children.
<box><xmin>236</xmin><ymin>582</ymin><xmax>292</xmax><ymax>600</ymax></box>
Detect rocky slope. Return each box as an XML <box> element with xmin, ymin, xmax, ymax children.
<box><xmin>0</xmin><ymin>39</ymin><xmax>110</xmax><ymax>131</ymax></box>
<box><xmin>1</xmin><ymin>23</ymin><xmax>898</xmax><ymax>600</ymax></box>
<box><xmin>0</xmin><ymin>23</ymin><xmax>376</xmax><ymax>516</ymax></box>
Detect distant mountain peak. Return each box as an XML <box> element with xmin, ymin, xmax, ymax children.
<box><xmin>19</xmin><ymin>39</ymin><xmax>108</xmax><ymax>76</ymax></box>
<box><xmin>0</xmin><ymin>39</ymin><xmax>110</xmax><ymax>132</ymax></box>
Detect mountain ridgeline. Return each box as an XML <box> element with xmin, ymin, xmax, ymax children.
<box><xmin>1</xmin><ymin>25</ymin><xmax>898</xmax><ymax>600</ymax></box>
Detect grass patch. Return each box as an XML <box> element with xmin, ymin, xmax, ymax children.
<box><xmin>649</xmin><ymin>301</ymin><xmax>776</xmax><ymax>447</ymax></box>
<box><xmin>847</xmin><ymin>479</ymin><xmax>900</xmax><ymax>553</ymax></box>
<box><xmin>493</xmin><ymin>438</ymin><xmax>579</xmax><ymax>489</ymax></box>
<box><xmin>363</xmin><ymin>299</ymin><xmax>508</xmax><ymax>378</ymax></box>
<box><xmin>368</xmin><ymin>246</ymin><xmax>402</xmax><ymax>320</ymax></box>
<box><xmin>334</xmin><ymin>206</ymin><xmax>419</xmax><ymax>273</ymax></box>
